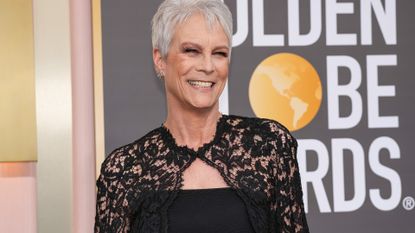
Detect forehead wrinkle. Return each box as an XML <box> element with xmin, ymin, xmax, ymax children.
<box><xmin>172</xmin><ymin>14</ymin><xmax>226</xmax><ymax>44</ymax></box>
<box><xmin>178</xmin><ymin>31</ymin><xmax>227</xmax><ymax>51</ymax></box>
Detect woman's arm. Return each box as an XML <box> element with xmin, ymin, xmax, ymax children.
<box><xmin>266</xmin><ymin>120</ymin><xmax>310</xmax><ymax>233</ymax></box>
<box><xmin>94</xmin><ymin>148</ymin><xmax>130</xmax><ymax>233</ymax></box>
<box><xmin>275</xmin><ymin>135</ymin><xmax>309</xmax><ymax>233</ymax></box>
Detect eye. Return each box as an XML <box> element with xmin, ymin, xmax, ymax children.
<box><xmin>214</xmin><ymin>51</ymin><xmax>229</xmax><ymax>58</ymax></box>
<box><xmin>183</xmin><ymin>47</ymin><xmax>199</xmax><ymax>54</ymax></box>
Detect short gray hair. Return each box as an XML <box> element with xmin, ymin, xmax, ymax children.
<box><xmin>151</xmin><ymin>0</ymin><xmax>233</xmax><ymax>58</ymax></box>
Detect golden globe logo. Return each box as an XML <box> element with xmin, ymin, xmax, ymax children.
<box><xmin>249</xmin><ymin>53</ymin><xmax>322</xmax><ymax>131</ymax></box>
<box><xmin>233</xmin><ymin>0</ymin><xmax>405</xmax><ymax>214</ymax></box>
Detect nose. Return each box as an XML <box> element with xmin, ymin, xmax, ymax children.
<box><xmin>198</xmin><ymin>54</ymin><xmax>214</xmax><ymax>74</ymax></box>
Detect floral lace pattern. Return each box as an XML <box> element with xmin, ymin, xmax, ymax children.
<box><xmin>94</xmin><ymin>115</ymin><xmax>309</xmax><ymax>233</ymax></box>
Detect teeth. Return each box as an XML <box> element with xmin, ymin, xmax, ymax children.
<box><xmin>188</xmin><ymin>80</ymin><xmax>213</xmax><ymax>88</ymax></box>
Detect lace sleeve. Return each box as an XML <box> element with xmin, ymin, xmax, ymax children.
<box><xmin>269</xmin><ymin>122</ymin><xmax>309</xmax><ymax>233</ymax></box>
<box><xmin>94</xmin><ymin>147</ymin><xmax>130</xmax><ymax>233</ymax></box>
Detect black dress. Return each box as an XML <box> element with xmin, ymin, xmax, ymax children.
<box><xmin>94</xmin><ymin>114</ymin><xmax>309</xmax><ymax>233</ymax></box>
<box><xmin>167</xmin><ymin>187</ymin><xmax>255</xmax><ymax>233</ymax></box>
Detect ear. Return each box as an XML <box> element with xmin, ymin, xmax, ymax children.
<box><xmin>153</xmin><ymin>48</ymin><xmax>166</xmax><ymax>74</ymax></box>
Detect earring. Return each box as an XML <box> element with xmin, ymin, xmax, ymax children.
<box><xmin>157</xmin><ymin>71</ymin><xmax>165</xmax><ymax>80</ymax></box>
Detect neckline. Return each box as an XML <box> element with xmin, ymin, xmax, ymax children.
<box><xmin>159</xmin><ymin>114</ymin><xmax>228</xmax><ymax>155</ymax></box>
<box><xmin>178</xmin><ymin>186</ymin><xmax>233</xmax><ymax>193</ymax></box>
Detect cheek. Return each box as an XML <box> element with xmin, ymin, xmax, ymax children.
<box><xmin>174</xmin><ymin>59</ymin><xmax>195</xmax><ymax>78</ymax></box>
<box><xmin>166</xmin><ymin>54</ymin><xmax>188</xmax><ymax>75</ymax></box>
<box><xmin>216</xmin><ymin>62</ymin><xmax>229</xmax><ymax>79</ymax></box>
<box><xmin>177</xmin><ymin>62</ymin><xmax>190</xmax><ymax>75</ymax></box>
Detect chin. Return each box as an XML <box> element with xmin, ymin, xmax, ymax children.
<box><xmin>188</xmin><ymin>98</ymin><xmax>218</xmax><ymax>110</ymax></box>
<box><xmin>189</xmin><ymin>103</ymin><xmax>216</xmax><ymax>110</ymax></box>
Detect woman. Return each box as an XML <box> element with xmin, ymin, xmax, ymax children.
<box><xmin>95</xmin><ymin>0</ymin><xmax>309</xmax><ymax>233</ymax></box>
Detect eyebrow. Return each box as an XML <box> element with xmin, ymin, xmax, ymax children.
<box><xmin>180</xmin><ymin>42</ymin><xmax>229</xmax><ymax>51</ymax></box>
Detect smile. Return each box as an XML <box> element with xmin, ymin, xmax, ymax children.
<box><xmin>187</xmin><ymin>80</ymin><xmax>214</xmax><ymax>88</ymax></box>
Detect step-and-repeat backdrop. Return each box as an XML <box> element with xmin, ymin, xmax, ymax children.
<box><xmin>101</xmin><ymin>1</ymin><xmax>414</xmax><ymax>232</ymax></box>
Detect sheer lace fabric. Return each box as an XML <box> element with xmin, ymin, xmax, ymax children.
<box><xmin>94</xmin><ymin>115</ymin><xmax>309</xmax><ymax>233</ymax></box>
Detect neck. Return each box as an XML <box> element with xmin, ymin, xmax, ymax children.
<box><xmin>163</xmin><ymin>104</ymin><xmax>222</xmax><ymax>150</ymax></box>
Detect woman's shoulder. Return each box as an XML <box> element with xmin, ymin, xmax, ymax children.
<box><xmin>98</xmin><ymin>127</ymin><xmax>163</xmax><ymax>176</ymax></box>
<box><xmin>225</xmin><ymin>114</ymin><xmax>296</xmax><ymax>143</ymax></box>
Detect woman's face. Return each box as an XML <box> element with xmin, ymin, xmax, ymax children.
<box><xmin>154</xmin><ymin>13</ymin><xmax>230</xmax><ymax>112</ymax></box>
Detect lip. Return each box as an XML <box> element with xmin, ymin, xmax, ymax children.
<box><xmin>187</xmin><ymin>80</ymin><xmax>216</xmax><ymax>89</ymax></box>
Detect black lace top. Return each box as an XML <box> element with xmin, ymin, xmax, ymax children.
<box><xmin>94</xmin><ymin>114</ymin><xmax>309</xmax><ymax>233</ymax></box>
<box><xmin>167</xmin><ymin>187</ymin><xmax>255</xmax><ymax>233</ymax></box>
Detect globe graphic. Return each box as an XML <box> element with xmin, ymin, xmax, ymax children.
<box><xmin>249</xmin><ymin>53</ymin><xmax>322</xmax><ymax>131</ymax></box>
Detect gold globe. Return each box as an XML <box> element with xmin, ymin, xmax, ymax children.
<box><xmin>249</xmin><ymin>53</ymin><xmax>322</xmax><ymax>131</ymax></box>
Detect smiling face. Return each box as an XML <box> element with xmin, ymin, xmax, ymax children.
<box><xmin>153</xmin><ymin>13</ymin><xmax>230</xmax><ymax>113</ymax></box>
